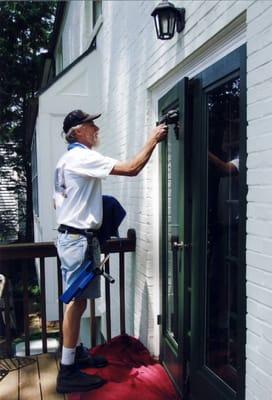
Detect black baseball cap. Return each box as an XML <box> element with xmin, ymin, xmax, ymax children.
<box><xmin>63</xmin><ymin>110</ymin><xmax>101</xmax><ymax>133</ymax></box>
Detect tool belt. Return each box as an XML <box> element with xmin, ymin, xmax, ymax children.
<box><xmin>58</xmin><ymin>224</ymin><xmax>98</xmax><ymax>262</ymax></box>
<box><xmin>58</xmin><ymin>224</ymin><xmax>97</xmax><ymax>237</ymax></box>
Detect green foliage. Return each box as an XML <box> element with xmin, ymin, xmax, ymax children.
<box><xmin>0</xmin><ymin>1</ymin><xmax>57</xmax><ymax>242</ymax></box>
<box><xmin>29</xmin><ymin>284</ymin><xmax>41</xmax><ymax>297</ymax></box>
<box><xmin>13</xmin><ymin>281</ymin><xmax>40</xmax><ymax>299</ymax></box>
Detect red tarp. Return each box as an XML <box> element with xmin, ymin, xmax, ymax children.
<box><xmin>69</xmin><ymin>334</ymin><xmax>181</xmax><ymax>400</ymax></box>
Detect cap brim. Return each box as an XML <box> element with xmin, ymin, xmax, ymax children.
<box><xmin>82</xmin><ymin>113</ymin><xmax>101</xmax><ymax>124</ymax></box>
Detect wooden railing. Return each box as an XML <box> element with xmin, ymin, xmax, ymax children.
<box><xmin>0</xmin><ymin>229</ymin><xmax>136</xmax><ymax>356</ymax></box>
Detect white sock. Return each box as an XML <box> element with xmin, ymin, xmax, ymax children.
<box><xmin>61</xmin><ymin>346</ymin><xmax>76</xmax><ymax>365</ymax></box>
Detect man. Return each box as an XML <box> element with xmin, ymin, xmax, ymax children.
<box><xmin>54</xmin><ymin>110</ymin><xmax>167</xmax><ymax>393</ymax></box>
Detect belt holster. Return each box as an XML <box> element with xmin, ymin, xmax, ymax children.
<box><xmin>85</xmin><ymin>231</ymin><xmax>95</xmax><ymax>263</ymax></box>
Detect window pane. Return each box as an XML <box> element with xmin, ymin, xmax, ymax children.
<box><xmin>166</xmin><ymin>123</ymin><xmax>180</xmax><ymax>343</ymax></box>
<box><xmin>205</xmin><ymin>77</ymin><xmax>240</xmax><ymax>391</ymax></box>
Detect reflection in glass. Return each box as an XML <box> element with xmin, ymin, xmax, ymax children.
<box><xmin>206</xmin><ymin>77</ymin><xmax>240</xmax><ymax>390</ymax></box>
<box><xmin>166</xmin><ymin>124</ymin><xmax>180</xmax><ymax>343</ymax></box>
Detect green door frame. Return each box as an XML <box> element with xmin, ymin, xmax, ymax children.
<box><xmin>158</xmin><ymin>45</ymin><xmax>246</xmax><ymax>400</ymax></box>
<box><xmin>159</xmin><ymin>77</ymin><xmax>190</xmax><ymax>398</ymax></box>
<box><xmin>190</xmin><ymin>45</ymin><xmax>247</xmax><ymax>400</ymax></box>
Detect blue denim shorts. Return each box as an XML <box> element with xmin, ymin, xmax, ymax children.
<box><xmin>56</xmin><ymin>232</ymin><xmax>101</xmax><ymax>300</ymax></box>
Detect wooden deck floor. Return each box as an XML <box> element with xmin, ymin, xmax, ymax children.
<box><xmin>0</xmin><ymin>353</ymin><xmax>67</xmax><ymax>400</ymax></box>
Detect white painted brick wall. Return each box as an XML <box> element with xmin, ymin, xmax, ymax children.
<box><xmin>247</xmin><ymin>1</ymin><xmax>272</xmax><ymax>399</ymax></box>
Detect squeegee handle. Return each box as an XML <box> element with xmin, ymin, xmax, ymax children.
<box><xmin>102</xmin><ymin>271</ymin><xmax>115</xmax><ymax>284</ymax></box>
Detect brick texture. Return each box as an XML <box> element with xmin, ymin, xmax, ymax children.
<box><xmin>247</xmin><ymin>1</ymin><xmax>272</xmax><ymax>399</ymax></box>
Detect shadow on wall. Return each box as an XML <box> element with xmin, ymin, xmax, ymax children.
<box><xmin>139</xmin><ymin>281</ymin><xmax>151</xmax><ymax>348</ymax></box>
<box><xmin>124</xmin><ymin>250</ymin><xmax>136</xmax><ymax>338</ymax></box>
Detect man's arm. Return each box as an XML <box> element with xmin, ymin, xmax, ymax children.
<box><xmin>110</xmin><ymin>124</ymin><xmax>167</xmax><ymax>176</ymax></box>
<box><xmin>208</xmin><ymin>151</ymin><xmax>239</xmax><ymax>176</ymax></box>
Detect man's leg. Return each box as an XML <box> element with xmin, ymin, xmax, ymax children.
<box><xmin>57</xmin><ymin>298</ymin><xmax>105</xmax><ymax>393</ymax></box>
<box><xmin>63</xmin><ymin>299</ymin><xmax>86</xmax><ymax>348</ymax></box>
<box><xmin>60</xmin><ymin>299</ymin><xmax>86</xmax><ymax>366</ymax></box>
<box><xmin>61</xmin><ymin>297</ymin><xmax>108</xmax><ymax>369</ymax></box>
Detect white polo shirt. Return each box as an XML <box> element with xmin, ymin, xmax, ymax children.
<box><xmin>53</xmin><ymin>144</ymin><xmax>117</xmax><ymax>230</ymax></box>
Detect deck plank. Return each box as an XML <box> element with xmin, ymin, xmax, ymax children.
<box><xmin>0</xmin><ymin>370</ymin><xmax>19</xmax><ymax>400</ymax></box>
<box><xmin>0</xmin><ymin>354</ymin><xmax>69</xmax><ymax>400</ymax></box>
<box><xmin>19</xmin><ymin>355</ymin><xmax>41</xmax><ymax>400</ymax></box>
<box><xmin>38</xmin><ymin>353</ymin><xmax>65</xmax><ymax>400</ymax></box>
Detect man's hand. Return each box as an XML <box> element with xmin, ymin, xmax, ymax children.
<box><xmin>150</xmin><ymin>123</ymin><xmax>168</xmax><ymax>143</ymax></box>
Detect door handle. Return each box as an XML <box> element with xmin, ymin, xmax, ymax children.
<box><xmin>173</xmin><ymin>241</ymin><xmax>184</xmax><ymax>249</ymax></box>
<box><xmin>173</xmin><ymin>241</ymin><xmax>191</xmax><ymax>250</ymax></box>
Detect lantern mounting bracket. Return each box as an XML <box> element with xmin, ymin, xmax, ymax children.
<box><xmin>176</xmin><ymin>8</ymin><xmax>185</xmax><ymax>33</ymax></box>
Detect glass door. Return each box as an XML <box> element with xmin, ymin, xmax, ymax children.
<box><xmin>206</xmin><ymin>76</ymin><xmax>241</xmax><ymax>389</ymax></box>
<box><xmin>159</xmin><ymin>78</ymin><xmax>190</xmax><ymax>397</ymax></box>
<box><xmin>190</xmin><ymin>46</ymin><xmax>246</xmax><ymax>400</ymax></box>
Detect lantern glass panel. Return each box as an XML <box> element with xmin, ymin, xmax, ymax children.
<box><xmin>161</xmin><ymin>14</ymin><xmax>169</xmax><ymax>34</ymax></box>
<box><xmin>155</xmin><ymin>14</ymin><xmax>160</xmax><ymax>38</ymax></box>
<box><xmin>169</xmin><ymin>11</ymin><xmax>175</xmax><ymax>34</ymax></box>
<box><xmin>161</xmin><ymin>9</ymin><xmax>176</xmax><ymax>38</ymax></box>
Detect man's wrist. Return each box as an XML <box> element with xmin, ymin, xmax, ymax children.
<box><xmin>148</xmin><ymin>135</ymin><xmax>158</xmax><ymax>148</ymax></box>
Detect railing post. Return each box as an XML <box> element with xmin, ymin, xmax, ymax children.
<box><xmin>105</xmin><ymin>254</ymin><xmax>111</xmax><ymax>342</ymax></box>
<box><xmin>90</xmin><ymin>300</ymin><xmax>96</xmax><ymax>347</ymax></box>
<box><xmin>119</xmin><ymin>252</ymin><xmax>126</xmax><ymax>335</ymax></box>
<box><xmin>40</xmin><ymin>257</ymin><xmax>47</xmax><ymax>353</ymax></box>
<box><xmin>57</xmin><ymin>257</ymin><xmax>63</xmax><ymax>349</ymax></box>
<box><xmin>22</xmin><ymin>265</ymin><xmax>30</xmax><ymax>356</ymax></box>
<box><xmin>4</xmin><ymin>279</ymin><xmax>12</xmax><ymax>356</ymax></box>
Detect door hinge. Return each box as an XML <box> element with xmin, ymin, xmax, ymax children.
<box><xmin>157</xmin><ymin>314</ymin><xmax>162</xmax><ymax>325</ymax></box>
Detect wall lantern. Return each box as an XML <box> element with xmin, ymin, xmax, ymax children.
<box><xmin>151</xmin><ymin>0</ymin><xmax>185</xmax><ymax>40</ymax></box>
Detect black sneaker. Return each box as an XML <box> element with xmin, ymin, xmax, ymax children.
<box><xmin>75</xmin><ymin>343</ymin><xmax>108</xmax><ymax>368</ymax></box>
<box><xmin>56</xmin><ymin>363</ymin><xmax>105</xmax><ymax>393</ymax></box>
